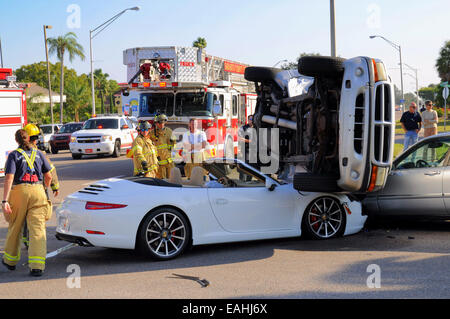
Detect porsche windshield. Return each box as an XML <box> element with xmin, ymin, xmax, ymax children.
<box><xmin>175</xmin><ymin>92</ymin><xmax>216</xmax><ymax>117</ymax></box>
<box><xmin>83</xmin><ymin>119</ymin><xmax>118</xmax><ymax>130</ymax></box>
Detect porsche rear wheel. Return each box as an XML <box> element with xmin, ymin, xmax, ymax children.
<box><xmin>302</xmin><ymin>197</ymin><xmax>346</xmax><ymax>240</ymax></box>
<box><xmin>138</xmin><ymin>208</ymin><xmax>191</xmax><ymax>260</ymax></box>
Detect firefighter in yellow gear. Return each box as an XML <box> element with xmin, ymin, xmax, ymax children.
<box><xmin>128</xmin><ymin>121</ymin><xmax>159</xmax><ymax>177</ymax></box>
<box><xmin>2</xmin><ymin>129</ymin><xmax>53</xmax><ymax>277</ymax></box>
<box><xmin>22</xmin><ymin>123</ymin><xmax>60</xmax><ymax>248</ymax></box>
<box><xmin>151</xmin><ymin>114</ymin><xmax>176</xmax><ymax>179</ymax></box>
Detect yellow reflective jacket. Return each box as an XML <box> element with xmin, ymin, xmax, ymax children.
<box><xmin>32</xmin><ymin>145</ymin><xmax>59</xmax><ymax>191</ymax></box>
<box><xmin>130</xmin><ymin>135</ymin><xmax>159</xmax><ymax>175</ymax></box>
<box><xmin>151</xmin><ymin>127</ymin><xmax>176</xmax><ymax>165</ymax></box>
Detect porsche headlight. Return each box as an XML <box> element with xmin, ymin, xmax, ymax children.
<box><xmin>102</xmin><ymin>135</ymin><xmax>113</xmax><ymax>142</ymax></box>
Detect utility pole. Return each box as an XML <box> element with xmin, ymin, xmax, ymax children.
<box><xmin>0</xmin><ymin>37</ymin><xmax>3</xmax><ymax>68</ymax></box>
<box><xmin>330</xmin><ymin>0</ymin><xmax>337</xmax><ymax>57</ymax></box>
<box><xmin>43</xmin><ymin>25</ymin><xmax>54</xmax><ymax>125</ymax></box>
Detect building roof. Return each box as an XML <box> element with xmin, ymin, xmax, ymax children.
<box><xmin>24</xmin><ymin>83</ymin><xmax>66</xmax><ymax>104</ymax></box>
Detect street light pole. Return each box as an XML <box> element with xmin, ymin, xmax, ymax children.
<box><xmin>0</xmin><ymin>37</ymin><xmax>3</xmax><ymax>68</ymax></box>
<box><xmin>403</xmin><ymin>63</ymin><xmax>419</xmax><ymax>107</ymax></box>
<box><xmin>43</xmin><ymin>25</ymin><xmax>54</xmax><ymax>125</ymax></box>
<box><xmin>89</xmin><ymin>6</ymin><xmax>140</xmax><ymax>117</ymax></box>
<box><xmin>330</xmin><ymin>0</ymin><xmax>337</xmax><ymax>57</ymax></box>
<box><xmin>370</xmin><ymin>35</ymin><xmax>404</xmax><ymax>111</ymax></box>
<box><xmin>90</xmin><ymin>30</ymin><xmax>95</xmax><ymax>117</ymax></box>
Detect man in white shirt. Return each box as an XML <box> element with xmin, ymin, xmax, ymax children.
<box><xmin>182</xmin><ymin>118</ymin><xmax>207</xmax><ymax>178</ymax></box>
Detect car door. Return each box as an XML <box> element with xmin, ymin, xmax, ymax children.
<box><xmin>206</xmin><ymin>164</ymin><xmax>297</xmax><ymax>232</ymax></box>
<box><xmin>378</xmin><ymin>137</ymin><xmax>450</xmax><ymax>216</ymax></box>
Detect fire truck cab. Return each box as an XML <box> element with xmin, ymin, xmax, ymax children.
<box><xmin>0</xmin><ymin>69</ymin><xmax>27</xmax><ymax>177</ymax></box>
<box><xmin>120</xmin><ymin>46</ymin><xmax>257</xmax><ymax>157</ymax></box>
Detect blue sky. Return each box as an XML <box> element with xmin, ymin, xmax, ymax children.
<box><xmin>1</xmin><ymin>0</ymin><xmax>449</xmax><ymax>93</ymax></box>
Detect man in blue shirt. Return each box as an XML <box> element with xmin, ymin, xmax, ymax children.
<box><xmin>400</xmin><ymin>102</ymin><xmax>422</xmax><ymax>151</ymax></box>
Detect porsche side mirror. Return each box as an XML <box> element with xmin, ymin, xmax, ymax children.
<box><xmin>265</xmin><ymin>179</ymin><xmax>277</xmax><ymax>191</ymax></box>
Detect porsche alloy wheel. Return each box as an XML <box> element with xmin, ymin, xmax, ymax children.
<box><xmin>139</xmin><ymin>208</ymin><xmax>191</xmax><ymax>260</ymax></box>
<box><xmin>303</xmin><ymin>197</ymin><xmax>346</xmax><ymax>240</ymax></box>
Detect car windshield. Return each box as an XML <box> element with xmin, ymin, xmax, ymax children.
<box><xmin>175</xmin><ymin>92</ymin><xmax>215</xmax><ymax>117</ymax></box>
<box><xmin>140</xmin><ymin>93</ymin><xmax>174</xmax><ymax>117</ymax></box>
<box><xmin>59</xmin><ymin>123</ymin><xmax>82</xmax><ymax>133</ymax></box>
<box><xmin>202</xmin><ymin>161</ymin><xmax>266</xmax><ymax>187</ymax></box>
<box><xmin>40</xmin><ymin>126</ymin><xmax>52</xmax><ymax>134</ymax></box>
<box><xmin>83</xmin><ymin>119</ymin><xmax>118</xmax><ymax>130</ymax></box>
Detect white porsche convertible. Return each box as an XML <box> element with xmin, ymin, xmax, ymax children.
<box><xmin>55</xmin><ymin>159</ymin><xmax>367</xmax><ymax>260</ymax></box>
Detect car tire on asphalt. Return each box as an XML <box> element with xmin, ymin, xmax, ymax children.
<box><xmin>298</xmin><ymin>56</ymin><xmax>346</xmax><ymax>78</ymax></box>
<box><xmin>302</xmin><ymin>196</ymin><xmax>346</xmax><ymax>240</ymax></box>
<box><xmin>293</xmin><ymin>173</ymin><xmax>341</xmax><ymax>192</ymax></box>
<box><xmin>51</xmin><ymin>146</ymin><xmax>58</xmax><ymax>154</ymax></box>
<box><xmin>72</xmin><ymin>153</ymin><xmax>82</xmax><ymax>160</ymax></box>
<box><xmin>138</xmin><ymin>207</ymin><xmax>191</xmax><ymax>260</ymax></box>
<box><xmin>45</xmin><ymin>147</ymin><xmax>50</xmax><ymax>154</ymax></box>
<box><xmin>112</xmin><ymin>140</ymin><xmax>121</xmax><ymax>158</ymax></box>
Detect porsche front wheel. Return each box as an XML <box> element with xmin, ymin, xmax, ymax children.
<box><xmin>302</xmin><ymin>197</ymin><xmax>346</xmax><ymax>240</ymax></box>
<box><xmin>138</xmin><ymin>208</ymin><xmax>191</xmax><ymax>260</ymax></box>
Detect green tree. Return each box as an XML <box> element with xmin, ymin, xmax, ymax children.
<box><xmin>281</xmin><ymin>52</ymin><xmax>321</xmax><ymax>70</ymax></box>
<box><xmin>47</xmin><ymin>32</ymin><xmax>85</xmax><ymax>123</ymax></box>
<box><xmin>419</xmin><ymin>85</ymin><xmax>438</xmax><ymax>102</ymax></box>
<box><xmin>436</xmin><ymin>40</ymin><xmax>450</xmax><ymax>82</ymax></box>
<box><xmin>193</xmin><ymin>37</ymin><xmax>207</xmax><ymax>49</ymax></box>
<box><xmin>65</xmin><ymin>76</ymin><xmax>90</xmax><ymax>122</ymax></box>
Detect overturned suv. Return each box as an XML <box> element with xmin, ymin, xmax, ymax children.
<box><xmin>245</xmin><ymin>56</ymin><xmax>395</xmax><ymax>193</ymax></box>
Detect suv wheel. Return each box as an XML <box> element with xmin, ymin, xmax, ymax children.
<box><xmin>51</xmin><ymin>146</ymin><xmax>58</xmax><ymax>154</ymax></box>
<box><xmin>112</xmin><ymin>140</ymin><xmax>121</xmax><ymax>158</ymax></box>
<box><xmin>298</xmin><ymin>56</ymin><xmax>346</xmax><ymax>78</ymax></box>
<box><xmin>293</xmin><ymin>173</ymin><xmax>341</xmax><ymax>193</ymax></box>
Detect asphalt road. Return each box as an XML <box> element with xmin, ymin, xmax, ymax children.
<box><xmin>0</xmin><ymin>151</ymin><xmax>449</xmax><ymax>299</ymax></box>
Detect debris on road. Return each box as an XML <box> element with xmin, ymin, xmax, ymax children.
<box><xmin>169</xmin><ymin>273</ymin><xmax>210</xmax><ymax>288</ymax></box>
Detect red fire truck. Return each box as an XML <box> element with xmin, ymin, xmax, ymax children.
<box><xmin>0</xmin><ymin>68</ymin><xmax>27</xmax><ymax>176</ymax></box>
<box><xmin>119</xmin><ymin>46</ymin><xmax>257</xmax><ymax>157</ymax></box>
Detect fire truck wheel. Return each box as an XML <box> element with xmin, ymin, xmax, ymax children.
<box><xmin>72</xmin><ymin>153</ymin><xmax>82</xmax><ymax>160</ymax></box>
<box><xmin>298</xmin><ymin>56</ymin><xmax>346</xmax><ymax>78</ymax></box>
<box><xmin>51</xmin><ymin>146</ymin><xmax>58</xmax><ymax>154</ymax></box>
<box><xmin>225</xmin><ymin>137</ymin><xmax>234</xmax><ymax>159</ymax></box>
<box><xmin>293</xmin><ymin>173</ymin><xmax>341</xmax><ymax>193</ymax></box>
<box><xmin>244</xmin><ymin>66</ymin><xmax>283</xmax><ymax>82</ymax></box>
<box><xmin>112</xmin><ymin>140</ymin><xmax>121</xmax><ymax>158</ymax></box>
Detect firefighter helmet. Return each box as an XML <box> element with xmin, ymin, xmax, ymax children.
<box><xmin>138</xmin><ymin>121</ymin><xmax>152</xmax><ymax>131</ymax></box>
<box><xmin>24</xmin><ymin>124</ymin><xmax>40</xmax><ymax>137</ymax></box>
<box><xmin>155</xmin><ymin>114</ymin><xmax>168</xmax><ymax>123</ymax></box>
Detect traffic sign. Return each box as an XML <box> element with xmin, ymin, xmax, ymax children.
<box><xmin>440</xmin><ymin>81</ymin><xmax>450</xmax><ymax>88</ymax></box>
<box><xmin>444</xmin><ymin>87</ymin><xmax>449</xmax><ymax>100</ymax></box>
<box><xmin>400</xmin><ymin>99</ymin><xmax>405</xmax><ymax>104</ymax></box>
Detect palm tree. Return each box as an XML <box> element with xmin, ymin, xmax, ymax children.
<box><xmin>436</xmin><ymin>41</ymin><xmax>450</xmax><ymax>82</ymax></box>
<box><xmin>65</xmin><ymin>78</ymin><xmax>89</xmax><ymax>122</ymax></box>
<box><xmin>47</xmin><ymin>32</ymin><xmax>85</xmax><ymax>123</ymax></box>
<box><xmin>93</xmin><ymin>69</ymin><xmax>109</xmax><ymax>114</ymax></box>
<box><xmin>193</xmin><ymin>37</ymin><xmax>207</xmax><ymax>49</ymax></box>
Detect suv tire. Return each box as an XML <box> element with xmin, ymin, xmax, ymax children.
<box><xmin>112</xmin><ymin>140</ymin><xmax>121</xmax><ymax>158</ymax></box>
<box><xmin>293</xmin><ymin>173</ymin><xmax>341</xmax><ymax>192</ymax></box>
<box><xmin>298</xmin><ymin>56</ymin><xmax>346</xmax><ymax>78</ymax></box>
